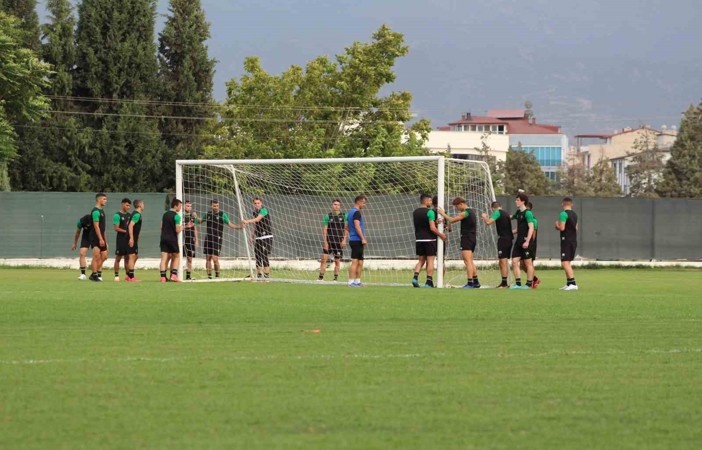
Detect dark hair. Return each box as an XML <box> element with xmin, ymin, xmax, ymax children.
<box><xmin>252</xmin><ymin>196</ymin><xmax>262</xmax><ymax>202</ymax></box>
<box><xmin>526</xmin><ymin>201</ymin><xmax>533</xmax><ymax>210</ymax></box>
<box><xmin>491</xmin><ymin>201</ymin><xmax>501</xmax><ymax>209</ymax></box>
<box><xmin>562</xmin><ymin>197</ymin><xmax>573</xmax><ymax>204</ymax></box>
<box><xmin>184</xmin><ymin>200</ymin><xmax>191</xmax><ymax>204</ymax></box>
<box><xmin>451</xmin><ymin>196</ymin><xmax>466</xmax><ymax>206</ymax></box>
<box><xmin>432</xmin><ymin>195</ymin><xmax>439</xmax><ymax>207</ymax></box>
<box><xmin>121</xmin><ymin>198</ymin><xmax>131</xmax><ymax>204</ymax></box>
<box><xmin>210</xmin><ymin>199</ymin><xmax>219</xmax><ymax>205</ymax></box>
<box><xmin>354</xmin><ymin>194</ymin><xmax>367</xmax><ymax>204</ymax></box>
<box><xmin>332</xmin><ymin>199</ymin><xmax>341</xmax><ymax>204</ymax></box>
<box><xmin>420</xmin><ymin>193</ymin><xmax>432</xmax><ymax>203</ymax></box>
<box><xmin>95</xmin><ymin>193</ymin><xmax>106</xmax><ymax>199</ymax></box>
<box><xmin>171</xmin><ymin>198</ymin><xmax>182</xmax><ymax>208</ymax></box>
<box><xmin>133</xmin><ymin>199</ymin><xmax>144</xmax><ymax>209</ymax></box>
<box><xmin>516</xmin><ymin>193</ymin><xmax>529</xmax><ymax>203</ymax></box>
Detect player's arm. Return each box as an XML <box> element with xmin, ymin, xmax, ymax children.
<box><xmin>128</xmin><ymin>220</ymin><xmax>135</xmax><ymax>246</ymax></box>
<box><xmin>72</xmin><ymin>224</ymin><xmax>80</xmax><ymax>250</ymax></box>
<box><xmin>175</xmin><ymin>214</ymin><xmax>182</xmax><ymax>234</ymax></box>
<box><xmin>223</xmin><ymin>212</ymin><xmax>243</xmax><ymax>230</ymax></box>
<box><xmin>243</xmin><ymin>208</ymin><xmax>267</xmax><ymax>224</ymax></box>
<box><xmin>437</xmin><ymin>208</ymin><xmax>467</xmax><ymax>224</ymax></box>
<box><xmin>427</xmin><ymin>210</ymin><xmax>446</xmax><ymax>240</ymax></box>
<box><xmin>193</xmin><ymin>222</ymin><xmax>199</xmax><ymax>245</ymax></box>
<box><xmin>352</xmin><ymin>211</ymin><xmax>366</xmax><ymax>244</ymax></box>
<box><xmin>92</xmin><ymin>210</ymin><xmax>105</xmax><ymax>245</ymax></box>
<box><xmin>322</xmin><ymin>215</ymin><xmax>330</xmax><ymax>249</ymax></box>
<box><xmin>113</xmin><ymin>213</ymin><xmax>127</xmax><ymax>234</ymax></box>
<box><xmin>482</xmin><ymin>210</ymin><xmax>500</xmax><ymax>225</ymax></box>
<box><xmin>555</xmin><ymin>211</ymin><xmax>567</xmax><ymax>231</ymax></box>
<box><xmin>523</xmin><ymin>211</ymin><xmax>535</xmax><ymax>248</ymax></box>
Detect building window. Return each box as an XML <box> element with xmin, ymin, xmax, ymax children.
<box><xmin>452</xmin><ymin>153</ymin><xmax>485</xmax><ymax>161</ymax></box>
<box><xmin>518</xmin><ymin>146</ymin><xmax>562</xmax><ymax>167</ymax></box>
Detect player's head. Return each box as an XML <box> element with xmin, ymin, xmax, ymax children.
<box><xmin>252</xmin><ymin>197</ymin><xmax>263</xmax><ymax>210</ymax></box>
<box><xmin>515</xmin><ymin>193</ymin><xmax>528</xmax><ymax>208</ymax></box>
<box><xmin>210</xmin><ymin>199</ymin><xmax>220</xmax><ymax>212</ymax></box>
<box><xmin>491</xmin><ymin>201</ymin><xmax>502</xmax><ymax>211</ymax></box>
<box><xmin>171</xmin><ymin>198</ymin><xmax>182</xmax><ymax>211</ymax></box>
<box><xmin>95</xmin><ymin>193</ymin><xmax>107</xmax><ymax>206</ymax></box>
<box><xmin>133</xmin><ymin>199</ymin><xmax>144</xmax><ymax>211</ymax></box>
<box><xmin>562</xmin><ymin>197</ymin><xmax>573</xmax><ymax>209</ymax></box>
<box><xmin>331</xmin><ymin>199</ymin><xmax>341</xmax><ymax>212</ymax></box>
<box><xmin>184</xmin><ymin>200</ymin><xmax>192</xmax><ymax>213</ymax></box>
<box><xmin>354</xmin><ymin>194</ymin><xmax>367</xmax><ymax>208</ymax></box>
<box><xmin>419</xmin><ymin>193</ymin><xmax>432</xmax><ymax>206</ymax></box>
<box><xmin>451</xmin><ymin>196</ymin><xmax>468</xmax><ymax>211</ymax></box>
<box><xmin>526</xmin><ymin>201</ymin><xmax>533</xmax><ymax>211</ymax></box>
<box><xmin>432</xmin><ymin>195</ymin><xmax>439</xmax><ymax>208</ymax></box>
<box><xmin>120</xmin><ymin>198</ymin><xmax>131</xmax><ymax>212</ymax></box>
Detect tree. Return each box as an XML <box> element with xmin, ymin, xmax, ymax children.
<box><xmin>502</xmin><ymin>145</ymin><xmax>551</xmax><ymax>195</ymax></box>
<box><xmin>75</xmin><ymin>0</ymin><xmax>167</xmax><ymax>191</ymax></box>
<box><xmin>556</xmin><ymin>157</ymin><xmax>593</xmax><ymax>196</ymax></box>
<box><xmin>158</xmin><ymin>0</ymin><xmax>216</xmax><ymax>186</ymax></box>
<box><xmin>0</xmin><ymin>0</ymin><xmax>40</xmax><ymax>51</ymax></box>
<box><xmin>0</xmin><ymin>11</ymin><xmax>50</xmax><ymax>190</ymax></box>
<box><xmin>209</xmin><ymin>25</ymin><xmax>431</xmax><ymax>161</ymax></box>
<box><xmin>476</xmin><ymin>132</ymin><xmax>503</xmax><ymax>194</ymax></box>
<box><xmin>9</xmin><ymin>0</ymin><xmax>94</xmax><ymax>191</ymax></box>
<box><xmin>626</xmin><ymin>129</ymin><xmax>665</xmax><ymax>198</ymax></box>
<box><xmin>587</xmin><ymin>158</ymin><xmax>621</xmax><ymax>197</ymax></box>
<box><xmin>658</xmin><ymin>102</ymin><xmax>702</xmax><ymax>198</ymax></box>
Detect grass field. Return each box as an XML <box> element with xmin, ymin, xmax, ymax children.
<box><xmin>1</xmin><ymin>268</ymin><xmax>701</xmax><ymax>449</ymax></box>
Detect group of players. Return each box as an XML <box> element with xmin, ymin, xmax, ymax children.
<box><xmin>73</xmin><ymin>191</ymin><xmax>578</xmax><ymax>289</ymax></box>
<box><xmin>411</xmin><ymin>192</ymin><xmax>579</xmax><ymax>290</ymax></box>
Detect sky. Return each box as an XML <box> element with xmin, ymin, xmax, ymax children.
<box><xmin>39</xmin><ymin>0</ymin><xmax>702</xmax><ymax>137</ymax></box>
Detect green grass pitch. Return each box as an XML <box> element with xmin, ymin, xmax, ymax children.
<box><xmin>1</xmin><ymin>268</ymin><xmax>701</xmax><ymax>449</ymax></box>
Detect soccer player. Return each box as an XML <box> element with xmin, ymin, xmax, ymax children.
<box><xmin>318</xmin><ymin>199</ymin><xmax>347</xmax><ymax>282</ymax></box>
<box><xmin>126</xmin><ymin>199</ymin><xmax>144</xmax><ymax>282</ymax></box>
<box><xmin>481</xmin><ymin>201</ymin><xmax>512</xmax><ymax>288</ymax></box>
<box><xmin>526</xmin><ymin>201</ymin><xmax>540</xmax><ymax>288</ymax></box>
<box><xmin>182</xmin><ymin>201</ymin><xmax>199</xmax><ymax>281</ymax></box>
<box><xmin>112</xmin><ymin>198</ymin><xmax>132</xmax><ymax>281</ymax></box>
<box><xmin>242</xmin><ymin>197</ymin><xmax>272</xmax><ymax>280</ymax></box>
<box><xmin>71</xmin><ymin>213</ymin><xmax>92</xmax><ymax>280</ymax></box>
<box><xmin>412</xmin><ymin>194</ymin><xmax>447</xmax><ymax>288</ymax></box>
<box><xmin>438</xmin><ymin>197</ymin><xmax>480</xmax><ymax>288</ymax></box>
<box><xmin>346</xmin><ymin>195</ymin><xmax>367</xmax><ymax>287</ymax></box>
<box><xmin>199</xmin><ymin>199</ymin><xmax>242</xmax><ymax>279</ymax></box>
<box><xmin>160</xmin><ymin>198</ymin><xmax>183</xmax><ymax>282</ymax></box>
<box><xmin>88</xmin><ymin>193</ymin><xmax>108</xmax><ymax>282</ymax></box>
<box><xmin>555</xmin><ymin>197</ymin><xmax>579</xmax><ymax>290</ymax></box>
<box><xmin>509</xmin><ymin>193</ymin><xmax>535</xmax><ymax>289</ymax></box>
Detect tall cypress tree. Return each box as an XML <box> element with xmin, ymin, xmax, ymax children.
<box><xmin>658</xmin><ymin>103</ymin><xmax>702</xmax><ymax>198</ymax></box>
<box><xmin>0</xmin><ymin>0</ymin><xmax>40</xmax><ymax>51</ymax></box>
<box><xmin>158</xmin><ymin>0</ymin><xmax>216</xmax><ymax>186</ymax></box>
<box><xmin>75</xmin><ymin>0</ymin><xmax>166</xmax><ymax>191</ymax></box>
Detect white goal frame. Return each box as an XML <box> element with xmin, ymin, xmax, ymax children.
<box><xmin>176</xmin><ymin>156</ymin><xmax>496</xmax><ymax>288</ymax></box>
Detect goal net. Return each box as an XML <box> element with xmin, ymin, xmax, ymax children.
<box><xmin>176</xmin><ymin>157</ymin><xmax>499</xmax><ymax>287</ymax></box>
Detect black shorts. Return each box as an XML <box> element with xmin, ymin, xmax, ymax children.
<box><xmin>497</xmin><ymin>237</ymin><xmax>512</xmax><ymax>259</ymax></box>
<box><xmin>115</xmin><ymin>240</ymin><xmax>130</xmax><ymax>256</ymax></box>
<box><xmin>349</xmin><ymin>241</ymin><xmax>364</xmax><ymax>260</ymax></box>
<box><xmin>160</xmin><ymin>239</ymin><xmax>179</xmax><ymax>254</ymax></box>
<box><xmin>89</xmin><ymin>235</ymin><xmax>108</xmax><ymax>253</ymax></box>
<box><xmin>183</xmin><ymin>239</ymin><xmax>196</xmax><ymax>258</ymax></box>
<box><xmin>415</xmin><ymin>240</ymin><xmax>437</xmax><ymax>257</ymax></box>
<box><xmin>325</xmin><ymin>241</ymin><xmax>344</xmax><ymax>259</ymax></box>
<box><xmin>127</xmin><ymin>243</ymin><xmax>139</xmax><ymax>255</ymax></box>
<box><xmin>512</xmin><ymin>238</ymin><xmax>535</xmax><ymax>260</ymax></box>
<box><xmin>203</xmin><ymin>236</ymin><xmax>222</xmax><ymax>256</ymax></box>
<box><xmin>461</xmin><ymin>235</ymin><xmax>476</xmax><ymax>252</ymax></box>
<box><xmin>80</xmin><ymin>231</ymin><xmax>91</xmax><ymax>249</ymax></box>
<box><xmin>561</xmin><ymin>240</ymin><xmax>577</xmax><ymax>262</ymax></box>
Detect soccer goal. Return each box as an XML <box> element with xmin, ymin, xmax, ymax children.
<box><xmin>175</xmin><ymin>156</ymin><xmax>498</xmax><ymax>288</ymax></box>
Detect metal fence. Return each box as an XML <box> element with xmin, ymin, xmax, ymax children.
<box><xmin>0</xmin><ymin>192</ymin><xmax>700</xmax><ymax>261</ymax></box>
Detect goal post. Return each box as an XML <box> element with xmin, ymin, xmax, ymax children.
<box><xmin>175</xmin><ymin>156</ymin><xmax>499</xmax><ymax>288</ymax></box>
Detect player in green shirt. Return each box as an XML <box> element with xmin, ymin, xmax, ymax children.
<box><xmin>509</xmin><ymin>193</ymin><xmax>535</xmax><ymax>289</ymax></box>
<box><xmin>160</xmin><ymin>198</ymin><xmax>183</xmax><ymax>282</ymax></box>
<box><xmin>126</xmin><ymin>199</ymin><xmax>145</xmax><ymax>282</ymax></box>
<box><xmin>525</xmin><ymin>201</ymin><xmax>540</xmax><ymax>289</ymax></box>
<box><xmin>113</xmin><ymin>198</ymin><xmax>132</xmax><ymax>281</ymax></box>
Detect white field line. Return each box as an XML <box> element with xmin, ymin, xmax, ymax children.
<box><xmin>2</xmin><ymin>348</ymin><xmax>700</xmax><ymax>366</ymax></box>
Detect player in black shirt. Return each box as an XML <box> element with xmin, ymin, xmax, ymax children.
<box><xmin>438</xmin><ymin>197</ymin><xmax>479</xmax><ymax>288</ymax></box>
<box><xmin>72</xmin><ymin>213</ymin><xmax>93</xmax><ymax>280</ymax></box>
<box><xmin>481</xmin><ymin>201</ymin><xmax>512</xmax><ymax>288</ymax></box>
<box><xmin>525</xmin><ymin>201</ymin><xmax>540</xmax><ymax>289</ymax></box>
<box><xmin>112</xmin><ymin>198</ymin><xmax>132</xmax><ymax>281</ymax></box>
<box><xmin>198</xmin><ymin>199</ymin><xmax>242</xmax><ymax>279</ymax></box>
<box><xmin>182</xmin><ymin>201</ymin><xmax>200</xmax><ymax>280</ymax></box>
<box><xmin>555</xmin><ymin>197</ymin><xmax>579</xmax><ymax>290</ymax></box>
<box><xmin>89</xmin><ymin>193</ymin><xmax>108</xmax><ymax>282</ymax></box>
<box><xmin>412</xmin><ymin>194</ymin><xmax>447</xmax><ymax>288</ymax></box>
<box><xmin>126</xmin><ymin>199</ymin><xmax>145</xmax><ymax>282</ymax></box>
<box><xmin>319</xmin><ymin>199</ymin><xmax>347</xmax><ymax>282</ymax></box>
<box><xmin>509</xmin><ymin>193</ymin><xmax>536</xmax><ymax>289</ymax></box>
<box><xmin>160</xmin><ymin>198</ymin><xmax>183</xmax><ymax>282</ymax></box>
<box><xmin>242</xmin><ymin>197</ymin><xmax>273</xmax><ymax>280</ymax></box>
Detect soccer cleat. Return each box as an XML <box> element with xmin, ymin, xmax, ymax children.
<box><xmin>126</xmin><ymin>277</ymin><xmax>141</xmax><ymax>283</ymax></box>
<box><xmin>422</xmin><ymin>283</ymin><xmax>434</xmax><ymax>288</ymax></box>
<box><xmin>532</xmin><ymin>277</ymin><xmax>540</xmax><ymax>289</ymax></box>
<box><xmin>78</xmin><ymin>274</ymin><xmax>87</xmax><ymax>281</ymax></box>
<box><xmin>496</xmin><ymin>284</ymin><xmax>509</xmax><ymax>289</ymax></box>
<box><xmin>160</xmin><ymin>277</ymin><xmax>168</xmax><ymax>283</ymax></box>
<box><xmin>473</xmin><ymin>284</ymin><xmax>481</xmax><ymax>289</ymax></box>
<box><xmin>509</xmin><ymin>284</ymin><xmax>526</xmax><ymax>290</ymax></box>
<box><xmin>170</xmin><ymin>274</ymin><xmax>181</xmax><ymax>283</ymax></box>
<box><xmin>412</xmin><ymin>279</ymin><xmax>420</xmax><ymax>288</ymax></box>
<box><xmin>97</xmin><ymin>276</ymin><xmax>103</xmax><ymax>282</ymax></box>
<box><xmin>114</xmin><ymin>276</ymin><xmax>120</xmax><ymax>282</ymax></box>
<box><xmin>559</xmin><ymin>285</ymin><xmax>569</xmax><ymax>290</ymax></box>
<box><xmin>563</xmin><ymin>284</ymin><xmax>579</xmax><ymax>291</ymax></box>
<box><xmin>462</xmin><ymin>284</ymin><xmax>474</xmax><ymax>289</ymax></box>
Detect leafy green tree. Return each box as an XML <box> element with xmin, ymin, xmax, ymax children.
<box><xmin>503</xmin><ymin>145</ymin><xmax>551</xmax><ymax>195</ymax></box>
<box><xmin>210</xmin><ymin>25</ymin><xmax>431</xmax><ymax>162</ymax></box>
<box><xmin>626</xmin><ymin>130</ymin><xmax>664</xmax><ymax>198</ymax></box>
<box><xmin>475</xmin><ymin>132</ymin><xmax>504</xmax><ymax>194</ymax></box>
<box><xmin>658</xmin><ymin>102</ymin><xmax>702</xmax><ymax>198</ymax></box>
<box><xmin>10</xmin><ymin>0</ymin><xmax>93</xmax><ymax>191</ymax></box>
<box><xmin>0</xmin><ymin>0</ymin><xmax>39</xmax><ymax>51</ymax></box>
<box><xmin>556</xmin><ymin>159</ymin><xmax>593</xmax><ymax>196</ymax></box>
<box><xmin>587</xmin><ymin>158</ymin><xmax>621</xmax><ymax>197</ymax></box>
<box><xmin>75</xmin><ymin>0</ymin><xmax>167</xmax><ymax>191</ymax></box>
<box><xmin>0</xmin><ymin>11</ymin><xmax>50</xmax><ymax>190</ymax></box>
<box><xmin>158</xmin><ymin>0</ymin><xmax>216</xmax><ymax>185</ymax></box>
